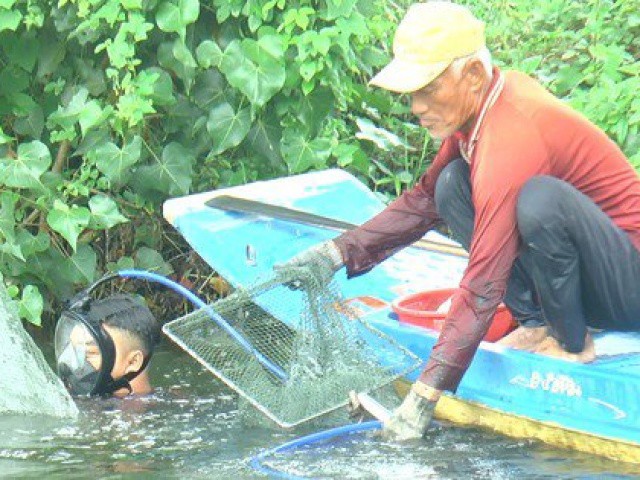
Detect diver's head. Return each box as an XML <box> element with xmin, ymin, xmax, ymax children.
<box><xmin>55</xmin><ymin>294</ymin><xmax>160</xmax><ymax>398</ymax></box>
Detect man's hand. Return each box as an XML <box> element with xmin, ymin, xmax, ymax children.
<box><xmin>274</xmin><ymin>240</ymin><xmax>344</xmax><ymax>289</ymax></box>
<box><xmin>382</xmin><ymin>381</ymin><xmax>439</xmax><ymax>441</ymax></box>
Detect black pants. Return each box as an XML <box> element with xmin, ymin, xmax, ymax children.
<box><xmin>434</xmin><ymin>158</ymin><xmax>640</xmax><ymax>352</ymax></box>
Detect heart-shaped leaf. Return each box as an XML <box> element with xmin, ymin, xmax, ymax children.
<box><xmin>134</xmin><ymin>246</ymin><xmax>174</xmax><ymax>275</ymax></box>
<box><xmin>220</xmin><ymin>35</ymin><xmax>285</xmax><ymax>107</ymax></box>
<box><xmin>281</xmin><ymin>128</ymin><xmax>332</xmax><ymax>174</ymax></box>
<box><xmin>0</xmin><ymin>9</ymin><xmax>22</xmax><ymax>32</ymax></box>
<box><xmin>64</xmin><ymin>243</ymin><xmax>97</xmax><ymax>284</ymax></box>
<box><xmin>88</xmin><ymin>195</ymin><xmax>128</xmax><ymax>229</ymax></box>
<box><xmin>0</xmin><ymin>140</ymin><xmax>51</xmax><ymax>191</ymax></box>
<box><xmin>196</xmin><ymin>40</ymin><xmax>223</xmax><ymax>69</ymax></box>
<box><xmin>135</xmin><ymin>142</ymin><xmax>195</xmax><ymax>195</ymax></box>
<box><xmin>93</xmin><ymin>136</ymin><xmax>142</xmax><ymax>186</ymax></box>
<box><xmin>206</xmin><ymin>102</ymin><xmax>252</xmax><ymax>154</ymax></box>
<box><xmin>18</xmin><ymin>285</ymin><xmax>43</xmax><ymax>326</ymax></box>
<box><xmin>46</xmin><ymin>199</ymin><xmax>91</xmax><ymax>251</ymax></box>
<box><xmin>156</xmin><ymin>0</ymin><xmax>199</xmax><ymax>40</ymax></box>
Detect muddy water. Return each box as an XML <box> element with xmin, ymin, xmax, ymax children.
<box><xmin>0</xmin><ymin>344</ymin><xmax>636</xmax><ymax>479</ymax></box>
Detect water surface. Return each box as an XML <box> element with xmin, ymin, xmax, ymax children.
<box><xmin>0</xmin><ymin>344</ymin><xmax>637</xmax><ymax>479</ymax></box>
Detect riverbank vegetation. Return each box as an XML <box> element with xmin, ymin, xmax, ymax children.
<box><xmin>0</xmin><ymin>0</ymin><xmax>638</xmax><ymax>326</ymax></box>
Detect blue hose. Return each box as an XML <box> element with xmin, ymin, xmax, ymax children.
<box><xmin>249</xmin><ymin>421</ymin><xmax>382</xmax><ymax>479</ymax></box>
<box><xmin>115</xmin><ymin>270</ymin><xmax>382</xmax><ymax>478</ymax></box>
<box><xmin>117</xmin><ymin>269</ymin><xmax>288</xmax><ymax>381</ymax></box>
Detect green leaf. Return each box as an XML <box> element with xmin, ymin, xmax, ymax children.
<box><xmin>193</xmin><ymin>69</ymin><xmax>226</xmax><ymax>109</ymax></box>
<box><xmin>157</xmin><ymin>40</ymin><xmax>196</xmax><ymax>92</ymax></box>
<box><xmin>246</xmin><ymin>115</ymin><xmax>282</xmax><ymax>165</ymax></box>
<box><xmin>281</xmin><ymin>129</ymin><xmax>332</xmax><ymax>174</ymax></box>
<box><xmin>88</xmin><ymin>195</ymin><xmax>128</xmax><ymax>229</ymax></box>
<box><xmin>355</xmin><ymin>118</ymin><xmax>414</xmax><ymax>151</ymax></box>
<box><xmin>15</xmin><ymin>229</ymin><xmax>50</xmax><ymax>258</ymax></box>
<box><xmin>0</xmin><ymin>192</ymin><xmax>23</xmax><ymax>261</ymax></box>
<box><xmin>196</xmin><ymin>39</ymin><xmax>223</xmax><ymax>69</ymax></box>
<box><xmin>220</xmin><ymin>36</ymin><xmax>285</xmax><ymax>106</ymax></box>
<box><xmin>37</xmin><ymin>38</ymin><xmax>66</xmax><ymax>79</ymax></box>
<box><xmin>172</xmin><ymin>38</ymin><xmax>197</xmax><ymax>69</ymax></box>
<box><xmin>135</xmin><ymin>142</ymin><xmax>194</xmax><ymax>195</ymax></box>
<box><xmin>107</xmin><ymin>255</ymin><xmax>135</xmax><ymax>272</ymax></box>
<box><xmin>64</xmin><ymin>243</ymin><xmax>97</xmax><ymax>284</ymax></box>
<box><xmin>0</xmin><ymin>126</ymin><xmax>12</xmax><ymax>144</ymax></box>
<box><xmin>146</xmin><ymin>67</ymin><xmax>176</xmax><ymax>106</ymax></box>
<box><xmin>93</xmin><ymin>136</ymin><xmax>142</xmax><ymax>185</ymax></box>
<box><xmin>0</xmin><ymin>140</ymin><xmax>52</xmax><ymax>191</ymax></box>
<box><xmin>121</xmin><ymin>0</ymin><xmax>142</xmax><ymax>10</ymax></box>
<box><xmin>296</xmin><ymin>87</ymin><xmax>333</xmax><ymax>137</ymax></box>
<box><xmin>0</xmin><ymin>8</ymin><xmax>22</xmax><ymax>32</ymax></box>
<box><xmin>13</xmin><ymin>105</ymin><xmax>45</xmax><ymax>138</ymax></box>
<box><xmin>156</xmin><ymin>0</ymin><xmax>199</xmax><ymax>40</ymax></box>
<box><xmin>18</xmin><ymin>285</ymin><xmax>43</xmax><ymax>326</ymax></box>
<box><xmin>46</xmin><ymin>199</ymin><xmax>91</xmax><ymax>251</ymax></box>
<box><xmin>0</xmin><ymin>192</ymin><xmax>17</xmax><ymax>242</ymax></box>
<box><xmin>47</xmin><ymin>87</ymin><xmax>107</xmax><ymax>136</ymax></box>
<box><xmin>0</xmin><ymin>239</ymin><xmax>23</xmax><ymax>262</ymax></box>
<box><xmin>2</xmin><ymin>34</ymin><xmax>38</xmax><ymax>71</ymax></box>
<box><xmin>134</xmin><ymin>246</ymin><xmax>174</xmax><ymax>275</ymax></box>
<box><xmin>0</xmin><ymin>65</ymin><xmax>29</xmax><ymax>95</ymax></box>
<box><xmin>206</xmin><ymin>102</ymin><xmax>252</xmax><ymax>154</ymax></box>
<box><xmin>323</xmin><ymin>0</ymin><xmax>357</xmax><ymax>20</ymax></box>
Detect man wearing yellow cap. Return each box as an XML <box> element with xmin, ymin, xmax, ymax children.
<box><xmin>278</xmin><ymin>1</ymin><xmax>640</xmax><ymax>440</ymax></box>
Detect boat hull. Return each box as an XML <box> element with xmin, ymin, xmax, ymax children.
<box><xmin>163</xmin><ymin>169</ymin><xmax>640</xmax><ymax>463</ymax></box>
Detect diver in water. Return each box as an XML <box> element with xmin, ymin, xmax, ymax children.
<box><xmin>55</xmin><ymin>293</ymin><xmax>161</xmax><ymax>398</ymax></box>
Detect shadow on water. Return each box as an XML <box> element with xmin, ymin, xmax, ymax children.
<box><xmin>0</xmin><ymin>341</ymin><xmax>638</xmax><ymax>480</ymax></box>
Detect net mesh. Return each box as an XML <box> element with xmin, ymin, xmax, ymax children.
<box><xmin>163</xmin><ymin>263</ymin><xmax>420</xmax><ymax>428</ymax></box>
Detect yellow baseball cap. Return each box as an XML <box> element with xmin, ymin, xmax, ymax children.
<box><xmin>370</xmin><ymin>2</ymin><xmax>486</xmax><ymax>93</ymax></box>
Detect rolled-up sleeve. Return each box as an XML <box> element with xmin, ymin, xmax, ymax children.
<box><xmin>334</xmin><ymin>137</ymin><xmax>461</xmax><ymax>277</ymax></box>
<box><xmin>419</xmin><ymin>120</ymin><xmax>549</xmax><ymax>391</ymax></box>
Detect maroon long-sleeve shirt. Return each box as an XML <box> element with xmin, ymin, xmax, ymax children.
<box><xmin>334</xmin><ymin>69</ymin><xmax>640</xmax><ymax>391</ymax></box>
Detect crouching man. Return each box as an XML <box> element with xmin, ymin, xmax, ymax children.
<box><xmin>278</xmin><ymin>2</ymin><xmax>640</xmax><ymax>440</ymax></box>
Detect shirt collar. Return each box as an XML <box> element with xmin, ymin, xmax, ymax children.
<box><xmin>458</xmin><ymin>66</ymin><xmax>505</xmax><ymax>163</ymax></box>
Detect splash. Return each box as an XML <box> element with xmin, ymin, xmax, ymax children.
<box><xmin>0</xmin><ymin>278</ymin><xmax>77</xmax><ymax>417</ymax></box>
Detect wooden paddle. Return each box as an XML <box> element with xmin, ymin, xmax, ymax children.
<box><xmin>205</xmin><ymin>195</ymin><xmax>468</xmax><ymax>258</ymax></box>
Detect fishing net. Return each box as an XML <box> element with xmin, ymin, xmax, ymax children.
<box><xmin>163</xmin><ymin>262</ymin><xmax>421</xmax><ymax>428</ymax></box>
<box><xmin>0</xmin><ymin>277</ymin><xmax>78</xmax><ymax>418</ymax></box>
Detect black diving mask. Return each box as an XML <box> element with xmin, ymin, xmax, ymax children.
<box><xmin>54</xmin><ymin>278</ymin><xmax>150</xmax><ymax>397</ymax></box>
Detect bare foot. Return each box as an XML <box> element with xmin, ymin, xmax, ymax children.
<box><xmin>496</xmin><ymin>326</ymin><xmax>548</xmax><ymax>352</ymax></box>
<box><xmin>535</xmin><ymin>332</ymin><xmax>596</xmax><ymax>363</ymax></box>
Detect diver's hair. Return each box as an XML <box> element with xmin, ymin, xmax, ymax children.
<box><xmin>92</xmin><ymin>294</ymin><xmax>160</xmax><ymax>356</ymax></box>
<box><xmin>450</xmin><ymin>47</ymin><xmax>493</xmax><ymax>78</ymax></box>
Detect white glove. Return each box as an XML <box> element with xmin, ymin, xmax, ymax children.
<box><xmin>274</xmin><ymin>240</ymin><xmax>344</xmax><ymax>288</ymax></box>
<box><xmin>382</xmin><ymin>382</ymin><xmax>437</xmax><ymax>441</ymax></box>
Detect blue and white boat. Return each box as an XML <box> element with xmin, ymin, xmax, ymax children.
<box><xmin>163</xmin><ymin>169</ymin><xmax>640</xmax><ymax>464</ymax></box>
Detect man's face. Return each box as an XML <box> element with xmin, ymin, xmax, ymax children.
<box><xmin>69</xmin><ymin>324</ymin><xmax>102</xmax><ymax>371</ymax></box>
<box><xmin>410</xmin><ymin>63</ymin><xmax>477</xmax><ymax>140</ymax></box>
<box><xmin>69</xmin><ymin>324</ymin><xmax>136</xmax><ymax>379</ymax></box>
<box><xmin>103</xmin><ymin>324</ymin><xmax>139</xmax><ymax>381</ymax></box>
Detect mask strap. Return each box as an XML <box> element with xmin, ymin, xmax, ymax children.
<box><xmin>103</xmin><ymin>353</ymin><xmax>152</xmax><ymax>396</ymax></box>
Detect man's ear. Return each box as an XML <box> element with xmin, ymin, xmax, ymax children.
<box><xmin>124</xmin><ymin>349</ymin><xmax>145</xmax><ymax>374</ymax></box>
<box><xmin>463</xmin><ymin>58</ymin><xmax>488</xmax><ymax>93</ymax></box>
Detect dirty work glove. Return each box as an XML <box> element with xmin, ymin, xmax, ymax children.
<box><xmin>382</xmin><ymin>382</ymin><xmax>438</xmax><ymax>441</ymax></box>
<box><xmin>274</xmin><ymin>240</ymin><xmax>344</xmax><ymax>289</ymax></box>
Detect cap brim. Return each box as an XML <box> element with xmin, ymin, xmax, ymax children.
<box><xmin>369</xmin><ymin>58</ymin><xmax>451</xmax><ymax>93</ymax></box>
